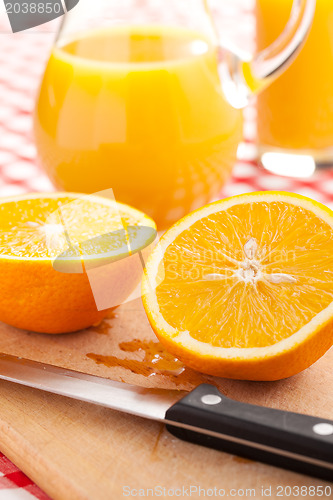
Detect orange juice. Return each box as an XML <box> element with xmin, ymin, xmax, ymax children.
<box><xmin>256</xmin><ymin>0</ymin><xmax>333</xmax><ymax>153</ymax></box>
<box><xmin>34</xmin><ymin>25</ymin><xmax>242</xmax><ymax>229</ymax></box>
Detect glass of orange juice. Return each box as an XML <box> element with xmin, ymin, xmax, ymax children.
<box><xmin>256</xmin><ymin>0</ymin><xmax>333</xmax><ymax>176</ymax></box>
<box><xmin>34</xmin><ymin>0</ymin><xmax>315</xmax><ymax>229</ymax></box>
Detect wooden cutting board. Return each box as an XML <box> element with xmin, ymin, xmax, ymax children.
<box><xmin>0</xmin><ymin>298</ymin><xmax>332</xmax><ymax>499</ymax></box>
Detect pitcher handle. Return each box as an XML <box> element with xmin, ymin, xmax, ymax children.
<box><xmin>207</xmin><ymin>0</ymin><xmax>316</xmax><ymax>108</ymax></box>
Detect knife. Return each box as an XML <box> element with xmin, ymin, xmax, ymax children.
<box><xmin>0</xmin><ymin>353</ymin><xmax>332</xmax><ymax>481</ymax></box>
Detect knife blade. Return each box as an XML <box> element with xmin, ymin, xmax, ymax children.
<box><xmin>0</xmin><ymin>353</ymin><xmax>332</xmax><ymax>482</ymax></box>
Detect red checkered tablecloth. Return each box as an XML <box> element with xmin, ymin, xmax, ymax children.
<box><xmin>1</xmin><ymin>1</ymin><xmax>333</xmax><ymax>498</ymax></box>
<box><xmin>0</xmin><ymin>454</ymin><xmax>50</xmax><ymax>499</ymax></box>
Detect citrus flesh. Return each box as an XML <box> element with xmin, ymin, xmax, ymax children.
<box><xmin>142</xmin><ymin>192</ymin><xmax>333</xmax><ymax>380</ymax></box>
<box><xmin>0</xmin><ymin>192</ymin><xmax>156</xmax><ymax>334</ymax></box>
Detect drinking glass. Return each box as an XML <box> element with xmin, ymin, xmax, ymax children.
<box><xmin>256</xmin><ymin>0</ymin><xmax>333</xmax><ymax>177</ymax></box>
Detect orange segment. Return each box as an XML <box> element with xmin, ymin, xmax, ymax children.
<box><xmin>142</xmin><ymin>191</ymin><xmax>333</xmax><ymax>380</ymax></box>
<box><xmin>0</xmin><ymin>192</ymin><xmax>156</xmax><ymax>334</ymax></box>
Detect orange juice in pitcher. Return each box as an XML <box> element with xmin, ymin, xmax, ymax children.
<box><xmin>34</xmin><ymin>0</ymin><xmax>315</xmax><ymax>227</ymax></box>
<box><xmin>35</xmin><ymin>25</ymin><xmax>242</xmax><ymax>228</ymax></box>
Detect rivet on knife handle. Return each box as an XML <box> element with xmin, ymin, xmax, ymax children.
<box><xmin>165</xmin><ymin>384</ymin><xmax>333</xmax><ymax>481</ymax></box>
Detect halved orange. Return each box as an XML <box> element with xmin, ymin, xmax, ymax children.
<box><xmin>142</xmin><ymin>191</ymin><xmax>333</xmax><ymax>380</ymax></box>
<box><xmin>0</xmin><ymin>192</ymin><xmax>156</xmax><ymax>334</ymax></box>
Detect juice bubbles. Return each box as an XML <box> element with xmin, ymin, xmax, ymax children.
<box><xmin>256</xmin><ymin>0</ymin><xmax>333</xmax><ymax>153</ymax></box>
<box><xmin>34</xmin><ymin>25</ymin><xmax>242</xmax><ymax>229</ymax></box>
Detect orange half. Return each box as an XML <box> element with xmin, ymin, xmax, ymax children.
<box><xmin>0</xmin><ymin>192</ymin><xmax>156</xmax><ymax>334</ymax></box>
<box><xmin>142</xmin><ymin>191</ymin><xmax>333</xmax><ymax>380</ymax></box>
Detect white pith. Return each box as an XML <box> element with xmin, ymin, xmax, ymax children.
<box><xmin>206</xmin><ymin>235</ymin><xmax>296</xmax><ymax>286</ymax></box>
<box><xmin>142</xmin><ymin>192</ymin><xmax>333</xmax><ymax>359</ymax></box>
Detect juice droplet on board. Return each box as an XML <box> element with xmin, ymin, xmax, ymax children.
<box><xmin>120</xmin><ymin>339</ymin><xmax>184</xmax><ymax>374</ymax></box>
<box><xmin>87</xmin><ymin>338</ymin><xmax>208</xmax><ymax>386</ymax></box>
<box><xmin>91</xmin><ymin>310</ymin><xmax>119</xmax><ymax>334</ymax></box>
<box><xmin>90</xmin><ymin>322</ymin><xmax>111</xmax><ymax>335</ymax></box>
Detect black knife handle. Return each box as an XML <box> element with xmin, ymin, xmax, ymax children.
<box><xmin>165</xmin><ymin>384</ymin><xmax>333</xmax><ymax>481</ymax></box>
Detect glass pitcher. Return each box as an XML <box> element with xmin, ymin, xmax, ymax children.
<box><xmin>34</xmin><ymin>0</ymin><xmax>315</xmax><ymax>229</ymax></box>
